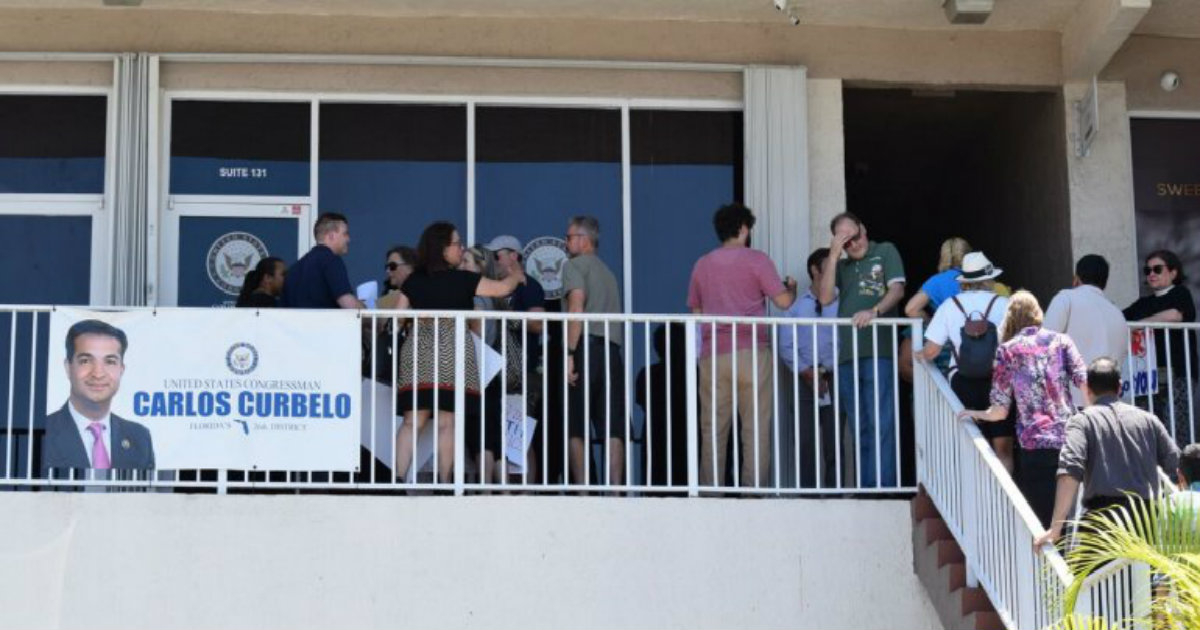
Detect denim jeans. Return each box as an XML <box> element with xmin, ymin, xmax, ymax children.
<box><xmin>837</xmin><ymin>358</ymin><xmax>897</xmax><ymax>488</ymax></box>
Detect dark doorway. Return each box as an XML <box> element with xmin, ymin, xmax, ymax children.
<box><xmin>842</xmin><ymin>87</ymin><xmax>1073</xmax><ymax>305</ymax></box>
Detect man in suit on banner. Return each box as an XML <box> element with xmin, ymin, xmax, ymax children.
<box><xmin>41</xmin><ymin>319</ymin><xmax>155</xmax><ymax>479</ymax></box>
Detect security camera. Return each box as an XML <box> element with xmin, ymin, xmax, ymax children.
<box><xmin>773</xmin><ymin>0</ymin><xmax>800</xmax><ymax>24</ymax></box>
<box><xmin>1161</xmin><ymin>71</ymin><xmax>1181</xmax><ymax>92</ymax></box>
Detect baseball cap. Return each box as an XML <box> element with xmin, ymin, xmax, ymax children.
<box><xmin>484</xmin><ymin>235</ymin><xmax>523</xmax><ymax>253</ymax></box>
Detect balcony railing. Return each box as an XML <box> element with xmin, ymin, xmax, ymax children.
<box><xmin>0</xmin><ymin>305</ymin><xmax>921</xmax><ymax>495</ymax></box>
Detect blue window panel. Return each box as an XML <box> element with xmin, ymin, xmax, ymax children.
<box><xmin>318</xmin><ymin>161</ymin><xmax>467</xmax><ymax>290</ymax></box>
<box><xmin>476</xmin><ymin>162</ymin><xmax>624</xmax><ymax>292</ymax></box>
<box><xmin>169</xmin><ymin>100</ymin><xmax>311</xmax><ymax>197</ymax></box>
<box><xmin>631</xmin><ymin>164</ymin><xmax>736</xmax><ymax>314</ymax></box>
<box><xmin>0</xmin><ymin>157</ymin><xmax>105</xmax><ymax>194</ymax></box>
<box><xmin>0</xmin><ymin>216</ymin><xmax>91</xmax><ymax>306</ymax></box>
<box><xmin>169</xmin><ymin>157</ymin><xmax>310</xmax><ymax>196</ymax></box>
<box><xmin>0</xmin><ymin>94</ymin><xmax>107</xmax><ymax>194</ymax></box>
<box><xmin>177</xmin><ymin>216</ymin><xmax>300</xmax><ymax>307</ymax></box>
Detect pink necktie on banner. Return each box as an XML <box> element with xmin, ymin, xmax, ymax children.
<box><xmin>87</xmin><ymin>422</ymin><xmax>111</xmax><ymax>470</ymax></box>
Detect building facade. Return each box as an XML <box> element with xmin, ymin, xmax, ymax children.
<box><xmin>1</xmin><ymin>0</ymin><xmax>1197</xmax><ymax>314</ymax></box>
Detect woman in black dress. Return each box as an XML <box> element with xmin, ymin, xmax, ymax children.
<box><xmin>1123</xmin><ymin>249</ymin><xmax>1198</xmax><ymax>444</ymax></box>
<box><xmin>391</xmin><ymin>222</ymin><xmax>525</xmax><ymax>483</ymax></box>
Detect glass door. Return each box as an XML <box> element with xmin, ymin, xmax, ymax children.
<box><xmin>161</xmin><ymin>202</ymin><xmax>310</xmax><ymax>307</ymax></box>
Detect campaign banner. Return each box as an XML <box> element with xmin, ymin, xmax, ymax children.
<box><xmin>45</xmin><ymin>307</ymin><xmax>360</xmax><ymax>471</ymax></box>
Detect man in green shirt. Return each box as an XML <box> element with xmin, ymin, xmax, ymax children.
<box><xmin>561</xmin><ymin>215</ymin><xmax>626</xmax><ymax>488</ymax></box>
<box><xmin>816</xmin><ymin>211</ymin><xmax>906</xmax><ymax>488</ymax></box>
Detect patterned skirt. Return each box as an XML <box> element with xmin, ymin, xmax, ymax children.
<box><xmin>396</xmin><ymin>317</ymin><xmax>480</xmax><ymax>413</ymax></box>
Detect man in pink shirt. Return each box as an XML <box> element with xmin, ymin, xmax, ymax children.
<box><xmin>688</xmin><ymin>203</ymin><xmax>797</xmax><ymax>488</ymax></box>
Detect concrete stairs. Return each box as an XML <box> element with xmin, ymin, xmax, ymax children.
<box><xmin>912</xmin><ymin>486</ymin><xmax>1005</xmax><ymax>630</ymax></box>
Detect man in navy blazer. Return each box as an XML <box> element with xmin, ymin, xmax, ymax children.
<box><xmin>41</xmin><ymin>319</ymin><xmax>155</xmax><ymax>479</ymax></box>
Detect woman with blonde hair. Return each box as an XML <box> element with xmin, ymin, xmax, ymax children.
<box><xmin>958</xmin><ymin>290</ymin><xmax>1086</xmax><ymax>527</ymax></box>
<box><xmin>900</xmin><ymin>237</ymin><xmax>972</xmax><ymax>383</ymax></box>
<box><xmin>904</xmin><ymin>237</ymin><xmax>971</xmax><ymax>320</ymax></box>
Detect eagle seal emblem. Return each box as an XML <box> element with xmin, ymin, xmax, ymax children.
<box><xmin>523</xmin><ymin>236</ymin><xmax>569</xmax><ymax>300</ymax></box>
<box><xmin>225</xmin><ymin>342</ymin><xmax>259</xmax><ymax>376</ymax></box>
<box><xmin>207</xmin><ymin>232</ymin><xmax>270</xmax><ymax>296</ymax></box>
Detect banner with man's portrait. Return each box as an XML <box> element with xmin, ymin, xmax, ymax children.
<box><xmin>45</xmin><ymin>307</ymin><xmax>361</xmax><ymax>471</ymax></box>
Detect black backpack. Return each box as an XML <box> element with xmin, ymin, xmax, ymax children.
<box><xmin>951</xmin><ymin>295</ymin><xmax>1000</xmax><ymax>379</ymax></box>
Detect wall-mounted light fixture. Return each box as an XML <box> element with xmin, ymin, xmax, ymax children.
<box><xmin>943</xmin><ymin>0</ymin><xmax>993</xmax><ymax>25</ymax></box>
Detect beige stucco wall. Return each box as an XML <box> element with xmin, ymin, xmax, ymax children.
<box><xmin>1102</xmin><ymin>35</ymin><xmax>1200</xmax><ymax>113</ymax></box>
<box><xmin>0</xmin><ymin>8</ymin><xmax>1061</xmax><ymax>87</ymax></box>
<box><xmin>1063</xmin><ymin>81</ymin><xmax>1140</xmax><ymax>308</ymax></box>
<box><xmin>0</xmin><ymin>494</ymin><xmax>941</xmax><ymax>630</ymax></box>
<box><xmin>161</xmin><ymin>63</ymin><xmax>742</xmax><ymax>100</ymax></box>
<box><xmin>0</xmin><ymin>60</ymin><xmax>111</xmax><ymax>87</ymax></box>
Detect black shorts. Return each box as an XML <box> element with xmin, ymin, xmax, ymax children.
<box><xmin>464</xmin><ymin>380</ymin><xmax>504</xmax><ymax>457</ymax></box>
<box><xmin>566</xmin><ymin>338</ymin><xmax>628</xmax><ymax>441</ymax></box>
<box><xmin>951</xmin><ymin>372</ymin><xmax>1014</xmax><ymax>440</ymax></box>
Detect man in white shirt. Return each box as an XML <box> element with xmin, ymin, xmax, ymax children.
<box><xmin>1043</xmin><ymin>254</ymin><xmax>1129</xmax><ymax>404</ymax></box>
<box><xmin>922</xmin><ymin>251</ymin><xmax>1012</xmax><ymax>471</ymax></box>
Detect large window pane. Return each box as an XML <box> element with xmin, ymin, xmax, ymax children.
<box><xmin>0</xmin><ymin>95</ymin><xmax>106</xmax><ymax>194</ymax></box>
<box><xmin>476</xmin><ymin>107</ymin><xmax>623</xmax><ymax>302</ymax></box>
<box><xmin>319</xmin><ymin>103</ymin><xmax>467</xmax><ymax>289</ymax></box>
<box><xmin>170</xmin><ymin>100</ymin><xmax>311</xmax><ymax>196</ymax></box>
<box><xmin>630</xmin><ymin>110</ymin><xmax>742</xmax><ymax>314</ymax></box>
<box><xmin>0</xmin><ymin>215</ymin><xmax>91</xmax><ymax>305</ymax></box>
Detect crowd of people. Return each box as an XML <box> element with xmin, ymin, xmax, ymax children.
<box><xmin>232</xmin><ymin>208</ymin><xmax>1200</xmax><ymax>514</ymax></box>
<box><xmin>236</xmin><ymin>212</ymin><xmax>629</xmax><ymax>487</ymax></box>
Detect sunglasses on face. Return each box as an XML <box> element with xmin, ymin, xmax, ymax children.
<box><xmin>385</xmin><ymin>262</ymin><xmax>408</xmax><ymax>272</ymax></box>
<box><xmin>1144</xmin><ymin>264</ymin><xmax>1168</xmax><ymax>276</ymax></box>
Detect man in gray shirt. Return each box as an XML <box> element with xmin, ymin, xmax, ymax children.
<box><xmin>562</xmin><ymin>215</ymin><xmax>626</xmax><ymax>488</ymax></box>
<box><xmin>1035</xmin><ymin>357</ymin><xmax>1180</xmax><ymax>547</ymax></box>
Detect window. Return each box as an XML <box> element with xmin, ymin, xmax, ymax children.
<box><xmin>476</xmin><ymin>107</ymin><xmax>624</xmax><ymax>299</ymax></box>
<box><xmin>170</xmin><ymin>100</ymin><xmax>311</xmax><ymax>196</ymax></box>
<box><xmin>630</xmin><ymin>109</ymin><xmax>742</xmax><ymax>313</ymax></box>
<box><xmin>319</xmin><ymin>103</ymin><xmax>467</xmax><ymax>288</ymax></box>
<box><xmin>0</xmin><ymin>94</ymin><xmax>106</xmax><ymax>194</ymax></box>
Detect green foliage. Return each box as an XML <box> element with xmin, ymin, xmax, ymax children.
<box><xmin>1051</xmin><ymin>495</ymin><xmax>1200</xmax><ymax>629</ymax></box>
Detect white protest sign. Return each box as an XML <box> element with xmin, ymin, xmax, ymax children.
<box><xmin>503</xmin><ymin>394</ymin><xmax>537</xmax><ymax>474</ymax></box>
<box><xmin>1122</xmin><ymin>327</ymin><xmax>1159</xmax><ymax>398</ymax></box>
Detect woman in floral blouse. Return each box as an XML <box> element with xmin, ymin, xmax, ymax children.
<box><xmin>958</xmin><ymin>290</ymin><xmax>1086</xmax><ymax>527</ymax></box>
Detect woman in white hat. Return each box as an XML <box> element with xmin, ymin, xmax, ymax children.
<box><xmin>922</xmin><ymin>252</ymin><xmax>1011</xmax><ymax>469</ymax></box>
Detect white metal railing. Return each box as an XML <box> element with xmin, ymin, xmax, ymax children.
<box><xmin>914</xmin><ymin>357</ymin><xmax>1072</xmax><ymax>629</ymax></box>
<box><xmin>1124</xmin><ymin>321</ymin><xmax>1200</xmax><ymax>449</ymax></box>
<box><xmin>914</xmin><ymin>322</ymin><xmax>1200</xmax><ymax>629</ymax></box>
<box><xmin>0</xmin><ymin>305</ymin><xmax>921</xmax><ymax>495</ymax></box>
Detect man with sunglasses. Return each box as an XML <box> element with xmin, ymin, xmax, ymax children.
<box><xmin>817</xmin><ymin>211</ymin><xmax>906</xmax><ymax>488</ymax></box>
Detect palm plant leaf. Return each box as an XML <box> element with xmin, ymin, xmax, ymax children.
<box><xmin>1056</xmin><ymin>494</ymin><xmax>1200</xmax><ymax>628</ymax></box>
